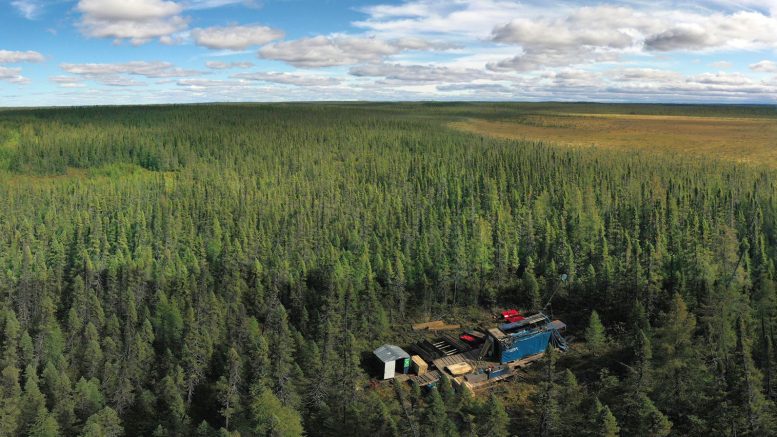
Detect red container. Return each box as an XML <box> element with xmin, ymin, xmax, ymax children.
<box><xmin>502</xmin><ymin>309</ymin><xmax>524</xmax><ymax>323</ymax></box>
<box><xmin>501</xmin><ymin>309</ymin><xmax>520</xmax><ymax>319</ymax></box>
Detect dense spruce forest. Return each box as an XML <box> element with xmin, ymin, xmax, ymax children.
<box><xmin>2</xmin><ymin>103</ymin><xmax>777</xmax><ymax>436</ymax></box>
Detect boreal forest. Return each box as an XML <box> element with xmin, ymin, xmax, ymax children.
<box><xmin>1</xmin><ymin>103</ymin><xmax>777</xmax><ymax>436</ymax></box>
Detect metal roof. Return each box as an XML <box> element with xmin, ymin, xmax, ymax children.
<box><xmin>373</xmin><ymin>344</ymin><xmax>410</xmax><ymax>363</ymax></box>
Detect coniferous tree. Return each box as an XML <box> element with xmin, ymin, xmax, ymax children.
<box><xmin>0</xmin><ymin>365</ymin><xmax>22</xmax><ymax>435</ymax></box>
<box><xmin>558</xmin><ymin>369</ymin><xmax>585</xmax><ymax>436</ymax></box>
<box><xmin>28</xmin><ymin>411</ymin><xmax>60</xmax><ymax>437</ymax></box>
<box><xmin>20</xmin><ymin>365</ymin><xmax>48</xmax><ymax>435</ymax></box>
<box><xmin>727</xmin><ymin>317</ymin><xmax>775</xmax><ymax>435</ymax></box>
<box><xmin>422</xmin><ymin>388</ymin><xmax>458</xmax><ymax>437</ymax></box>
<box><xmin>80</xmin><ymin>407</ymin><xmax>124</xmax><ymax>437</ymax></box>
<box><xmin>586</xmin><ymin>310</ymin><xmax>607</xmax><ymax>356</ymax></box>
<box><xmin>217</xmin><ymin>347</ymin><xmax>242</xmax><ymax>431</ymax></box>
<box><xmin>249</xmin><ymin>388</ymin><xmax>303</xmax><ymax>437</ymax></box>
<box><xmin>522</xmin><ymin>267</ymin><xmax>542</xmax><ymax>312</ymax></box>
<box><xmin>41</xmin><ymin>361</ymin><xmax>76</xmax><ymax>434</ymax></box>
<box><xmin>598</xmin><ymin>405</ymin><xmax>620</xmax><ymax>437</ymax></box>
<box><xmin>479</xmin><ymin>394</ymin><xmax>509</xmax><ymax>437</ymax></box>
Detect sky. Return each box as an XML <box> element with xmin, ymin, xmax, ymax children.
<box><xmin>1</xmin><ymin>0</ymin><xmax>777</xmax><ymax>106</ymax></box>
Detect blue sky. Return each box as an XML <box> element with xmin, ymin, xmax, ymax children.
<box><xmin>1</xmin><ymin>0</ymin><xmax>777</xmax><ymax>106</ymax></box>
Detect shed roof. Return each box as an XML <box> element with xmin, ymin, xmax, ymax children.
<box><xmin>373</xmin><ymin>344</ymin><xmax>410</xmax><ymax>363</ymax></box>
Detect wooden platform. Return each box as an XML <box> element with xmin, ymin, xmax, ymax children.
<box><xmin>487</xmin><ymin>327</ymin><xmax>506</xmax><ymax>340</ymax></box>
<box><xmin>412</xmin><ymin>370</ymin><xmax>441</xmax><ymax>387</ymax></box>
<box><xmin>459</xmin><ymin>352</ymin><xmax>544</xmax><ymax>393</ymax></box>
<box><xmin>505</xmin><ymin>352</ymin><xmax>545</xmax><ymax>369</ymax></box>
<box><xmin>462</xmin><ymin>371</ymin><xmax>519</xmax><ymax>393</ymax></box>
<box><xmin>431</xmin><ymin>348</ymin><xmax>481</xmax><ymax>371</ymax></box>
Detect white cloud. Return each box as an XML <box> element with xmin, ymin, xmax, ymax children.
<box><xmin>259</xmin><ymin>35</ymin><xmax>451</xmax><ymax>68</ymax></box>
<box><xmin>232</xmin><ymin>71</ymin><xmax>341</xmax><ymax>86</ymax></box>
<box><xmin>76</xmin><ymin>0</ymin><xmax>187</xmax><ymax>44</ymax></box>
<box><xmin>487</xmin><ymin>50</ymin><xmax>619</xmax><ymax>73</ymax></box>
<box><xmin>644</xmin><ymin>12</ymin><xmax>777</xmax><ymax>51</ymax></box>
<box><xmin>184</xmin><ymin>0</ymin><xmax>258</xmax><ymax>9</ymax></box>
<box><xmin>690</xmin><ymin>72</ymin><xmax>757</xmax><ymax>86</ymax></box>
<box><xmin>491</xmin><ymin>6</ymin><xmax>777</xmax><ymax>71</ymax></box>
<box><xmin>539</xmin><ymin>69</ymin><xmax>603</xmax><ymax>89</ymax></box>
<box><xmin>750</xmin><ymin>60</ymin><xmax>777</xmax><ymax>73</ymax></box>
<box><xmin>60</xmin><ymin>61</ymin><xmax>203</xmax><ymax>86</ymax></box>
<box><xmin>492</xmin><ymin>10</ymin><xmax>638</xmax><ymax>51</ymax></box>
<box><xmin>355</xmin><ymin>0</ymin><xmax>530</xmax><ymax>38</ymax></box>
<box><xmin>62</xmin><ymin>61</ymin><xmax>202</xmax><ymax>78</ymax></box>
<box><xmin>0</xmin><ymin>66</ymin><xmax>29</xmax><ymax>84</ymax></box>
<box><xmin>78</xmin><ymin>0</ymin><xmax>182</xmax><ymax>20</ymax></box>
<box><xmin>177</xmin><ymin>78</ymin><xmax>244</xmax><ymax>88</ymax></box>
<box><xmin>644</xmin><ymin>25</ymin><xmax>712</xmax><ymax>51</ymax></box>
<box><xmin>350</xmin><ymin>62</ymin><xmax>489</xmax><ymax>84</ymax></box>
<box><xmin>703</xmin><ymin>0</ymin><xmax>777</xmax><ymax>14</ymax></box>
<box><xmin>538</xmin><ymin>68</ymin><xmax>777</xmax><ymax>102</ymax></box>
<box><xmin>8</xmin><ymin>0</ymin><xmax>777</xmax><ymax>104</ymax></box>
<box><xmin>192</xmin><ymin>24</ymin><xmax>284</xmax><ymax>50</ymax></box>
<box><xmin>444</xmin><ymin>5</ymin><xmax>654</xmax><ymax>71</ymax></box>
<box><xmin>0</xmin><ymin>50</ymin><xmax>45</xmax><ymax>64</ymax></box>
<box><xmin>391</xmin><ymin>37</ymin><xmax>458</xmax><ymax>51</ymax></box>
<box><xmin>205</xmin><ymin>61</ymin><xmax>254</xmax><ymax>69</ymax></box>
<box><xmin>94</xmin><ymin>77</ymin><xmax>146</xmax><ymax>87</ymax></box>
<box><xmin>50</xmin><ymin>76</ymin><xmax>86</xmax><ymax>88</ymax></box>
<box><xmin>259</xmin><ymin>35</ymin><xmax>398</xmax><ymax>67</ymax></box>
<box><xmin>0</xmin><ymin>50</ymin><xmax>43</xmax><ymax>85</ymax></box>
<box><xmin>11</xmin><ymin>0</ymin><xmax>43</xmax><ymax>19</ymax></box>
<box><xmin>357</xmin><ymin>1</ymin><xmax>777</xmax><ymax>73</ymax></box>
<box><xmin>437</xmin><ymin>83</ymin><xmax>512</xmax><ymax>93</ymax></box>
<box><xmin>609</xmin><ymin>68</ymin><xmax>683</xmax><ymax>82</ymax></box>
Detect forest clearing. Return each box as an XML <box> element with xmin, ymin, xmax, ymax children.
<box><xmin>452</xmin><ymin>110</ymin><xmax>777</xmax><ymax>167</ymax></box>
<box><xmin>0</xmin><ymin>102</ymin><xmax>776</xmax><ymax>436</ymax></box>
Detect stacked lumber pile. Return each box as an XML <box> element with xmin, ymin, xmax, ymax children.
<box><xmin>412</xmin><ymin>320</ymin><xmax>461</xmax><ymax>331</ymax></box>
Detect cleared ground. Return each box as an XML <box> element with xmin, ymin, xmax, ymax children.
<box><xmin>452</xmin><ymin>112</ymin><xmax>777</xmax><ymax>167</ymax></box>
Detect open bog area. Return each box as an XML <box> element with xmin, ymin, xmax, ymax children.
<box><xmin>451</xmin><ymin>109</ymin><xmax>777</xmax><ymax>167</ymax></box>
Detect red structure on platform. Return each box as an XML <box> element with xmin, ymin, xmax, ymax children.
<box><xmin>501</xmin><ymin>309</ymin><xmax>525</xmax><ymax>324</ymax></box>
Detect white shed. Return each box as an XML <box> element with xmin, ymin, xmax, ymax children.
<box><xmin>373</xmin><ymin>344</ymin><xmax>411</xmax><ymax>379</ymax></box>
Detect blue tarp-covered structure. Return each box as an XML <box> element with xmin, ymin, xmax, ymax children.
<box><xmin>490</xmin><ymin>312</ymin><xmax>567</xmax><ymax>363</ymax></box>
<box><xmin>499</xmin><ymin>330</ymin><xmax>553</xmax><ymax>363</ymax></box>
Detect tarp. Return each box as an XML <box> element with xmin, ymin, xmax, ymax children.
<box><xmin>499</xmin><ymin>330</ymin><xmax>552</xmax><ymax>363</ymax></box>
<box><xmin>488</xmin><ymin>366</ymin><xmax>509</xmax><ymax>379</ymax></box>
<box><xmin>447</xmin><ymin>362</ymin><xmax>473</xmax><ymax>376</ymax></box>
